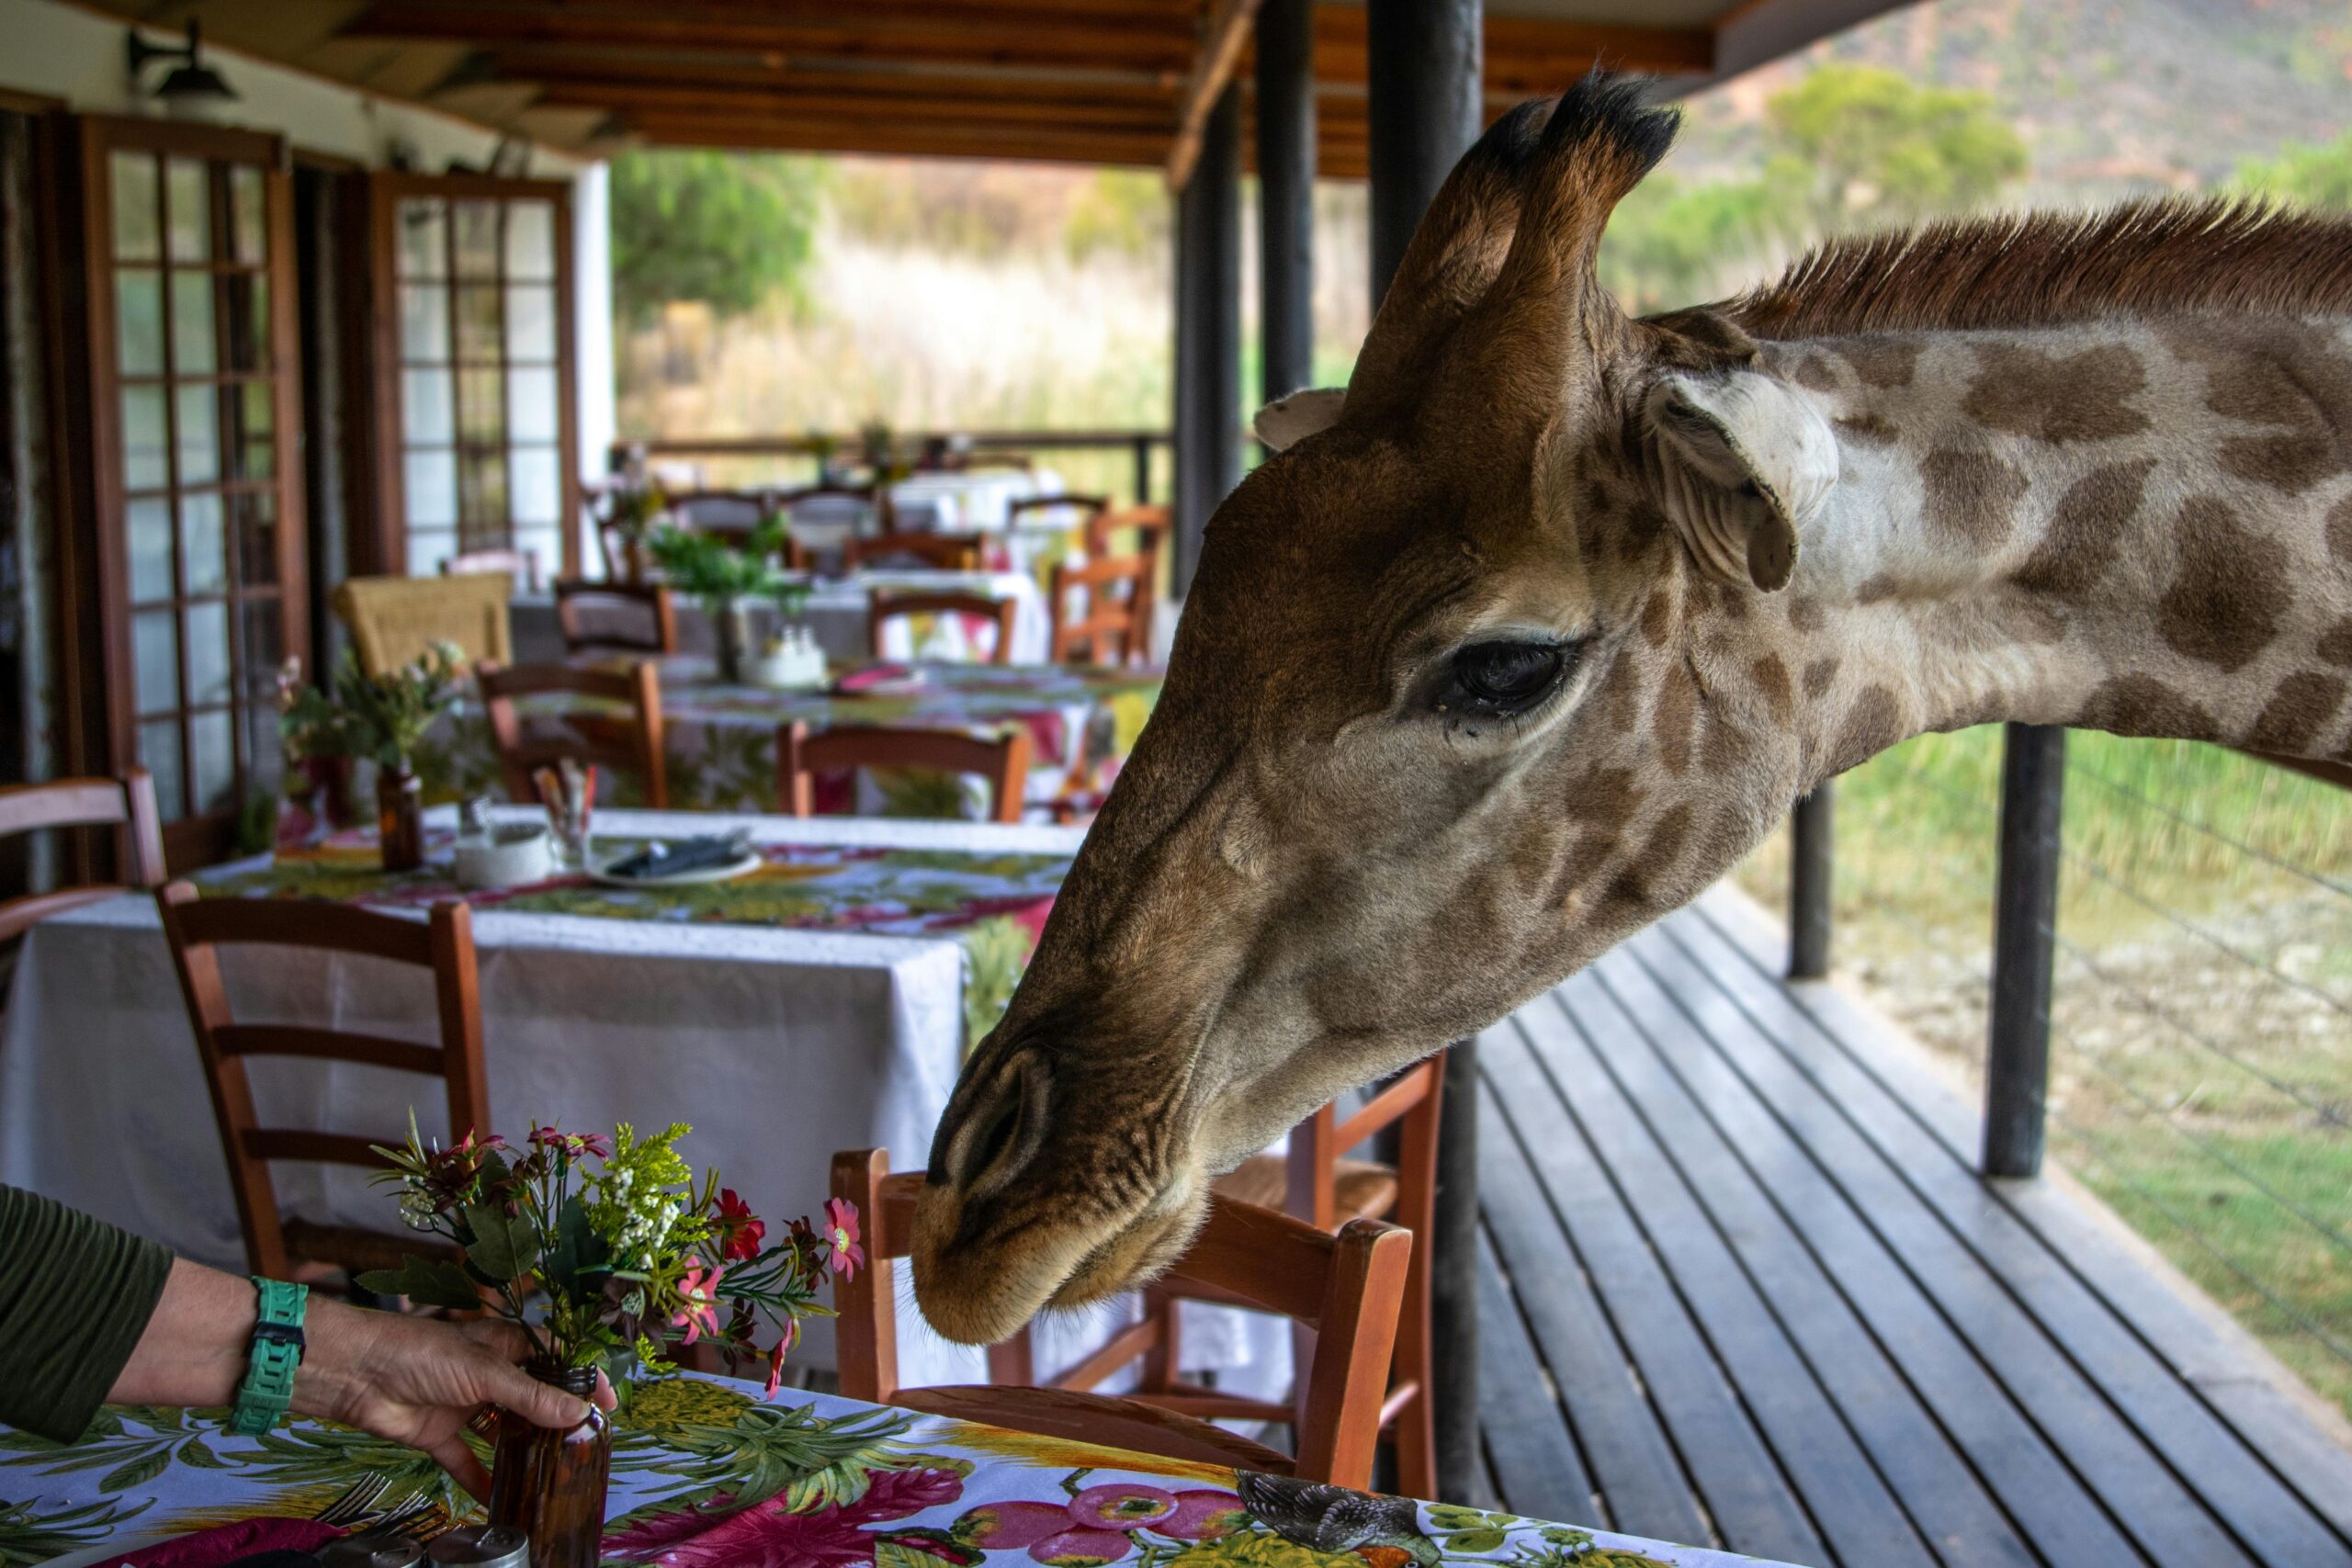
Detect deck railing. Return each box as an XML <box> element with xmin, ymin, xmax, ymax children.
<box><xmin>1774</xmin><ymin>728</ymin><xmax>2352</xmax><ymax>1419</ymax></box>
<box><xmin>612</xmin><ymin>430</ymin><xmax>1174</xmax><ymax>511</ymax></box>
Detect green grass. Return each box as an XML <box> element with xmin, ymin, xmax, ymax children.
<box><xmin>1736</xmin><ymin>727</ymin><xmax>2352</xmax><ymax>1420</ymax></box>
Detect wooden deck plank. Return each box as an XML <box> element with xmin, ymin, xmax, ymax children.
<box><xmin>1694</xmin><ymin>886</ymin><xmax>2352</xmax><ymax>1550</ymax></box>
<box><xmin>1521</xmin><ymin>975</ymin><xmax>1942</xmax><ymax>1568</ymax></box>
<box><xmin>1659</xmin><ymin>901</ymin><xmax>2343</xmax><ymax>1568</ymax></box>
<box><xmin>1476</xmin><ymin>1227</ymin><xmax>1600</xmax><ymax>1525</ymax></box>
<box><xmin>1475</xmin><ymin>1066</ymin><xmax>1716</xmax><ymax>1547</ymax></box>
<box><xmin>1482</xmin><ymin>1031</ymin><xmax>1831</xmax><ymax>1566</ymax></box>
<box><xmin>1575</xmin><ymin>943</ymin><xmax>2050</xmax><ymax>1568</ymax></box>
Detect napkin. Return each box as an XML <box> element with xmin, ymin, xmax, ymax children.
<box><xmin>601</xmin><ymin>834</ymin><xmax>751</xmax><ymax>881</ymax></box>
<box><xmin>112</xmin><ymin>1516</ymin><xmax>341</xmax><ymax>1567</ymax></box>
<box><xmin>832</xmin><ymin>663</ymin><xmax>922</xmax><ymax>694</ymax></box>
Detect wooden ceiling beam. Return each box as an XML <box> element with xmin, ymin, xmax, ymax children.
<box><xmin>1311</xmin><ymin>9</ymin><xmax>1713</xmax><ymax>84</ymax></box>
<box><xmin>564</xmin><ymin>85</ymin><xmax>1177</xmax><ymax>133</ymax></box>
<box><xmin>1165</xmin><ymin>0</ymin><xmax>1261</xmax><ymax>190</ymax></box>
<box><xmin>620</xmin><ymin>115</ymin><xmax>1172</xmax><ymax>166</ymax></box>
<box><xmin>482</xmin><ymin>52</ymin><xmax>1182</xmax><ymax>102</ymax></box>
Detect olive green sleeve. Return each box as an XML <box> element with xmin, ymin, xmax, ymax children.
<box><xmin>0</xmin><ymin>1185</ymin><xmax>175</xmax><ymax>1442</ymax></box>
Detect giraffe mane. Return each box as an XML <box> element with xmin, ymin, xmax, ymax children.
<box><xmin>1720</xmin><ymin>196</ymin><xmax>2352</xmax><ymax>341</ymax></box>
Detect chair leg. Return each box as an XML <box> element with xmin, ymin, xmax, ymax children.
<box><xmin>988</xmin><ymin>1328</ymin><xmax>1035</xmax><ymax>1385</ymax></box>
<box><xmin>1139</xmin><ymin>1289</ymin><xmax>1181</xmax><ymax>1393</ymax></box>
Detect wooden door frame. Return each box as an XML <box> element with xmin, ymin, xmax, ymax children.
<box><xmin>365</xmin><ymin>170</ymin><xmax>580</xmax><ymax>581</ymax></box>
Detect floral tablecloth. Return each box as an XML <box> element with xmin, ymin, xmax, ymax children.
<box><xmin>417</xmin><ymin>660</ymin><xmax>1164</xmax><ymax>820</ymax></box>
<box><xmin>200</xmin><ymin>823</ymin><xmax>1069</xmax><ymax>1048</ymax></box>
<box><xmin>0</xmin><ymin>1378</ymin><xmax>1764</xmax><ymax>1568</ymax></box>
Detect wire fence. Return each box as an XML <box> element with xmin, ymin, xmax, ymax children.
<box><xmin>1736</xmin><ymin>728</ymin><xmax>2352</xmax><ymax>1421</ymax></box>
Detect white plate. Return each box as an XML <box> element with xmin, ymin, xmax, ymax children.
<box><xmin>587</xmin><ymin>851</ymin><xmax>763</xmax><ymax>889</ymax></box>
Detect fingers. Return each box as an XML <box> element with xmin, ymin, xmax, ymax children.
<box><xmin>479</xmin><ymin>1353</ymin><xmax>594</xmax><ymax>1430</ymax></box>
<box><xmin>592</xmin><ymin>1369</ymin><xmax>617</xmax><ymax>1413</ymax></box>
<box><xmin>426</xmin><ymin>1431</ymin><xmax>494</xmax><ymax>1502</ymax></box>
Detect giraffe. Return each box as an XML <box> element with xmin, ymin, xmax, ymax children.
<box><xmin>909</xmin><ymin>76</ymin><xmax>2352</xmax><ymax>1347</ymax></box>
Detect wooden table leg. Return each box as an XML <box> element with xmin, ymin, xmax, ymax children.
<box><xmin>1430</xmin><ymin>1035</ymin><xmax>1481</xmax><ymax>1501</ymax></box>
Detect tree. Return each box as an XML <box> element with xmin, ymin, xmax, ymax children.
<box><xmin>2233</xmin><ymin>130</ymin><xmax>2352</xmax><ymax>211</ymax></box>
<box><xmin>609</xmin><ymin>151</ymin><xmax>828</xmax><ymax>326</ymax></box>
<box><xmin>1766</xmin><ymin>63</ymin><xmax>2027</xmax><ymax>230</ymax></box>
<box><xmin>1599</xmin><ymin>173</ymin><xmax>1799</xmax><ymax>313</ymax></box>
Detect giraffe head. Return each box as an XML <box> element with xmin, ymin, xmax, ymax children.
<box><xmin>912</xmin><ymin>79</ymin><xmax>1845</xmax><ymax>1343</ymax></box>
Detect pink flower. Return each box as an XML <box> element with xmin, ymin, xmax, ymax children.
<box><xmin>954</xmin><ymin>1503</ymin><xmax>1074</xmax><ymax>1551</ymax></box>
<box><xmin>1159</xmin><ymin>1493</ymin><xmax>1247</xmax><ymax>1542</ymax></box>
<box><xmin>718</xmin><ymin>1188</ymin><xmax>768</xmax><ymax>1263</ymax></box>
<box><xmin>1027</xmin><ymin>1529</ymin><xmax>1133</xmax><ymax>1568</ymax></box>
<box><xmin>605</xmin><ymin>1466</ymin><xmax>966</xmax><ymax>1568</ymax></box>
<box><xmin>1067</xmin><ymin>1484</ymin><xmax>1175</xmax><ymax>1530</ymax></box>
<box><xmin>825</xmin><ymin>1197</ymin><xmax>865</xmax><ymax>1280</ymax></box>
<box><xmin>763</xmin><ymin>1317</ymin><xmax>799</xmax><ymax>1399</ymax></box>
<box><xmin>671</xmin><ymin>1262</ymin><xmax>724</xmax><ymax>1345</ymax></box>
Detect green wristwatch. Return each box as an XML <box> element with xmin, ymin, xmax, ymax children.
<box><xmin>229</xmin><ymin>1278</ymin><xmax>309</xmax><ymax>1435</ymax></box>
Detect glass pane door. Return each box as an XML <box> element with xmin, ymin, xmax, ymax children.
<box><xmin>386</xmin><ymin>183</ymin><xmax>568</xmax><ymax>579</ymax></box>
<box><xmin>91</xmin><ymin>125</ymin><xmax>300</xmax><ymax>856</ymax></box>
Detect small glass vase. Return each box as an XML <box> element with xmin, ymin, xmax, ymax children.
<box><xmin>376</xmin><ymin>766</ymin><xmax>424</xmax><ymax>874</ymax></box>
<box><xmin>712</xmin><ymin>595</ymin><xmax>757</xmax><ymax>685</ymax></box>
<box><xmin>487</xmin><ymin>1360</ymin><xmax>611</xmax><ymax>1568</ymax></box>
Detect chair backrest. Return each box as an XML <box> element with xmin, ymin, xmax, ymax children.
<box><xmin>553</xmin><ymin>580</ymin><xmax>679</xmax><ymax>656</ymax></box>
<box><xmin>832</xmin><ymin>1151</ymin><xmax>1411</xmax><ymax>1487</ymax></box>
<box><xmin>0</xmin><ymin>771</ymin><xmax>168</xmax><ymax>940</ymax></box>
<box><xmin>780</xmin><ymin>481</ymin><xmax>896</xmax><ymax>531</ymax></box>
<box><xmin>441</xmin><ymin>548</ymin><xmax>542</xmax><ymax>593</ymax></box>
<box><xmin>867</xmin><ymin>592</ymin><xmax>1019</xmax><ymax>666</ymax></box>
<box><xmin>1048</xmin><ymin>552</ymin><xmax>1152</xmax><ymax>665</ymax></box>
<box><xmin>1084</xmin><ymin>503</ymin><xmax>1171</xmax><ymax>559</ymax></box>
<box><xmin>668</xmin><ymin>489</ymin><xmax>778</xmax><ymax>532</ymax></box>
<box><xmin>1007</xmin><ymin>494</ymin><xmax>1109</xmax><ymax>529</ymax></box>
<box><xmin>477</xmin><ymin>660</ymin><xmax>669</xmax><ymax>811</ymax></box>
<box><xmin>843</xmin><ymin>532</ymin><xmax>982</xmax><ymax>573</ymax></box>
<box><xmin>777</xmin><ymin>722</ymin><xmax>1030</xmax><ymax>824</ymax></box>
<box><xmin>156</xmin><ymin>882</ymin><xmax>489</xmax><ymax>1280</ymax></box>
<box><xmin>334</xmin><ymin>574</ymin><xmax>514</xmax><ymax>678</ymax></box>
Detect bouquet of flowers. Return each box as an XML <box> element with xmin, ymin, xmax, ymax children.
<box><xmin>360</xmin><ymin>1116</ymin><xmax>861</xmax><ymax>1393</ymax></box>
<box><xmin>280</xmin><ymin>642</ymin><xmax>465</xmax><ymax>775</ymax></box>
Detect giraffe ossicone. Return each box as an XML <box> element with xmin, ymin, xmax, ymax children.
<box><xmin>910</xmin><ymin>74</ymin><xmax>2352</xmax><ymax>1347</ymax></box>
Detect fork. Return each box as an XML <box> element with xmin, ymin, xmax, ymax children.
<box><xmin>314</xmin><ymin>1474</ymin><xmax>392</xmax><ymax>1529</ymax></box>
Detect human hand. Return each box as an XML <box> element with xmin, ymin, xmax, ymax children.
<box><xmin>295</xmin><ymin>1302</ymin><xmax>617</xmax><ymax>1499</ymax></box>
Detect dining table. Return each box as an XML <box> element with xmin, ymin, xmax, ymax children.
<box><xmin>0</xmin><ymin>807</ymin><xmax>1274</xmax><ymax>1394</ymax></box>
<box><xmin>417</xmin><ymin>657</ymin><xmax>1165</xmax><ymax>818</ymax></box>
<box><xmin>0</xmin><ymin>1373</ymin><xmax>1770</xmax><ymax>1568</ymax></box>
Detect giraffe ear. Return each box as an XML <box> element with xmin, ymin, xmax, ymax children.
<box><xmin>1254</xmin><ymin>389</ymin><xmax>1345</xmax><ymax>453</ymax></box>
<box><xmin>1642</xmin><ymin>368</ymin><xmax>1838</xmax><ymax>592</ymax></box>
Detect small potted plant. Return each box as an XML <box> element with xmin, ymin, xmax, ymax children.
<box><xmin>601</xmin><ymin>475</ymin><xmax>670</xmax><ymax>583</ymax></box>
<box><xmin>280</xmin><ymin>643</ymin><xmax>464</xmax><ymax>872</ymax></box>
<box><xmin>644</xmin><ymin>516</ymin><xmax>793</xmax><ymax>684</ymax></box>
<box><xmin>362</xmin><ymin>1116</ymin><xmax>858</xmax><ymax>1568</ymax></box>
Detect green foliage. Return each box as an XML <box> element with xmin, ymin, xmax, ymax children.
<box><xmin>1065</xmin><ymin>169</ymin><xmax>1170</xmax><ymax>262</ymax></box>
<box><xmin>2233</xmin><ymin>130</ymin><xmax>2352</xmax><ymax>211</ymax></box>
<box><xmin>355</xmin><ymin>1254</ymin><xmax>482</xmax><ymax>1312</ymax></box>
<box><xmin>644</xmin><ymin>518</ymin><xmax>808</xmax><ymax>615</ymax></box>
<box><xmin>611</xmin><ymin>151</ymin><xmax>827</xmax><ymax>325</ymax></box>
<box><xmin>1598</xmin><ymin>174</ymin><xmax>1797</xmax><ymax>314</ymax></box>
<box><xmin>1765</xmin><ymin>63</ymin><xmax>2028</xmax><ymax>229</ymax></box>
<box><xmin>281</xmin><ymin>645</ymin><xmax>463</xmax><ymax>773</ymax></box>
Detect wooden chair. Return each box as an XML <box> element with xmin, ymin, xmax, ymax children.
<box><xmin>553</xmin><ymin>580</ymin><xmax>678</xmax><ymax>656</ymax></box>
<box><xmin>477</xmin><ymin>660</ymin><xmax>669</xmax><ymax>811</ymax></box>
<box><xmin>441</xmin><ymin>547</ymin><xmax>542</xmax><ymax>593</ymax></box>
<box><xmin>843</xmin><ymin>532</ymin><xmax>983</xmax><ymax>573</ymax></box>
<box><xmin>155</xmin><ymin>882</ymin><xmax>489</xmax><ymax>1282</ymax></box>
<box><xmin>832</xmin><ymin>1150</ymin><xmax>1411</xmax><ymax>1489</ymax></box>
<box><xmin>779</xmin><ymin>481</ymin><xmax>895</xmax><ymax>532</ymax></box>
<box><xmin>0</xmin><ymin>771</ymin><xmax>167</xmax><ymax>940</ymax></box>
<box><xmin>334</xmin><ymin>574</ymin><xmax>514</xmax><ymax>678</ymax></box>
<box><xmin>867</xmin><ymin>592</ymin><xmax>1019</xmax><ymax>666</ymax></box>
<box><xmin>1049</xmin><ymin>552</ymin><xmax>1153</xmax><ymax>665</ymax></box>
<box><xmin>777</xmin><ymin>723</ymin><xmax>1030</xmax><ymax>825</ymax></box>
<box><xmin>1086</xmin><ymin>505</ymin><xmax>1170</xmax><ymax>658</ymax></box>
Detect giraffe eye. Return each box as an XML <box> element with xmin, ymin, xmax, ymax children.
<box><xmin>1445</xmin><ymin>640</ymin><xmax>1576</xmax><ymax>717</ymax></box>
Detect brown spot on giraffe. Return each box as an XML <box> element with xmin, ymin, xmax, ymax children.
<box><xmin>1788</xmin><ymin>596</ymin><xmax>1826</xmax><ymax>633</ymax></box>
<box><xmin>1639</xmin><ymin>588</ymin><xmax>1674</xmax><ymax>647</ymax></box>
<box><xmin>2154</xmin><ymin>495</ymin><xmax>2292</xmax><ymax>671</ymax></box>
<box><xmin>1791</xmin><ymin>353</ymin><xmax>1843</xmax><ymax>391</ymax></box>
<box><xmin>1751</xmin><ymin>655</ymin><xmax>1793</xmax><ymax>723</ymax></box>
<box><xmin>1835</xmin><ymin>335</ymin><xmax>1923</xmax><ymax>389</ymax></box>
<box><xmin>1610</xmin><ymin>804</ymin><xmax>1694</xmax><ymax>909</ymax></box>
<box><xmin>1855</xmin><ymin>574</ymin><xmax>1903</xmax><ymax>604</ymax></box>
<box><xmin>2321</xmin><ymin>617</ymin><xmax>2352</xmax><ymax>667</ymax></box>
<box><xmin>1823</xmin><ymin>685</ymin><xmax>1905</xmax><ymax>776</ymax></box>
<box><xmin>2203</xmin><ymin>330</ymin><xmax>2352</xmax><ymax>494</ymax></box>
<box><xmin>1802</xmin><ymin>656</ymin><xmax>1840</xmax><ymax>699</ymax></box>
<box><xmin>1835</xmin><ymin>413</ymin><xmax>1902</xmax><ymax>447</ymax></box>
<box><xmin>1655</xmin><ymin>662</ymin><xmax>1700</xmax><ymax>774</ymax></box>
<box><xmin>1921</xmin><ymin>446</ymin><xmax>2030</xmax><ymax>549</ymax></box>
<box><xmin>2012</xmin><ymin>457</ymin><xmax>2158</xmax><ymax>600</ymax></box>
<box><xmin>1963</xmin><ymin>342</ymin><xmax>2152</xmax><ymax>443</ymax></box>
<box><xmin>2245</xmin><ymin>672</ymin><xmax>2347</xmax><ymax>753</ymax></box>
<box><xmin>2076</xmin><ymin>674</ymin><xmax>2222</xmax><ymax>740</ymax></box>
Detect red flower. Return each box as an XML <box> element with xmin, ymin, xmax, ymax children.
<box><xmin>718</xmin><ymin>1188</ymin><xmax>768</xmax><ymax>1263</ymax></box>
<box><xmin>763</xmin><ymin>1317</ymin><xmax>799</xmax><ymax>1399</ymax></box>
<box><xmin>825</xmin><ymin>1197</ymin><xmax>865</xmax><ymax>1280</ymax></box>
<box><xmin>605</xmin><ymin>1466</ymin><xmax>966</xmax><ymax>1568</ymax></box>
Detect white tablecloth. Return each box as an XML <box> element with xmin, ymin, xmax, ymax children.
<box><xmin>0</xmin><ymin>807</ymin><xmax>1286</xmax><ymax>1397</ymax></box>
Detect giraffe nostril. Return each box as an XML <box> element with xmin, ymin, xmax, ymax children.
<box><xmin>933</xmin><ymin>1050</ymin><xmax>1046</xmax><ymax>1196</ymax></box>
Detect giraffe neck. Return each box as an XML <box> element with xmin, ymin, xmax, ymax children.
<box><xmin>1759</xmin><ymin>314</ymin><xmax>2352</xmax><ymax>786</ymax></box>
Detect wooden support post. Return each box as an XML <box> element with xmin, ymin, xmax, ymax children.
<box><xmin>1256</xmin><ymin>0</ymin><xmax>1314</xmax><ymax>408</ymax></box>
<box><xmin>1789</xmin><ymin>783</ymin><xmax>1834</xmax><ymax>980</ymax></box>
<box><xmin>1170</xmin><ymin>84</ymin><xmax>1240</xmax><ymax>596</ymax></box>
<box><xmin>1131</xmin><ymin>434</ymin><xmax>1152</xmax><ymax>507</ymax></box>
<box><xmin>1366</xmin><ymin>0</ymin><xmax>1483</xmax><ymax>1499</ymax></box>
<box><xmin>1983</xmin><ymin>722</ymin><xmax>2066</xmax><ymax>1178</ymax></box>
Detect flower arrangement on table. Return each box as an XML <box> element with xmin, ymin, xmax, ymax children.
<box><xmin>277</xmin><ymin>643</ymin><xmax>466</xmax><ymax>868</ymax></box>
<box><xmin>601</xmin><ymin>475</ymin><xmax>671</xmax><ymax>581</ymax></box>
<box><xmin>359</xmin><ymin>1116</ymin><xmax>860</xmax><ymax>1395</ymax></box>
<box><xmin>646</xmin><ymin>519</ymin><xmax>820</xmax><ymax>685</ymax></box>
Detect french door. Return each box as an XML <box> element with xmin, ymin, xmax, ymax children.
<box><xmin>78</xmin><ymin>117</ymin><xmax>306</xmax><ymax>868</ymax></box>
<box><xmin>368</xmin><ymin>173</ymin><xmax>577</xmax><ymax>581</ymax></box>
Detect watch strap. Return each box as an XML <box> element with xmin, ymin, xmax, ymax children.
<box><xmin>229</xmin><ymin>1278</ymin><xmax>308</xmax><ymax>1435</ymax></box>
